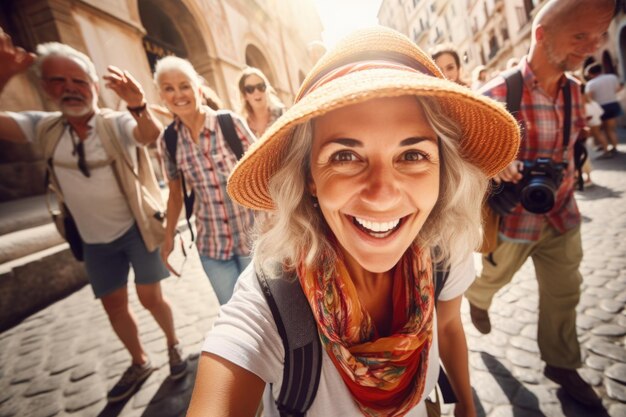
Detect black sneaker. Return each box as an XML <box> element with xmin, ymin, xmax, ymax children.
<box><xmin>168</xmin><ymin>343</ymin><xmax>188</xmax><ymax>380</ymax></box>
<box><xmin>469</xmin><ymin>302</ymin><xmax>491</xmax><ymax>334</ymax></box>
<box><xmin>544</xmin><ymin>365</ymin><xmax>602</xmax><ymax>408</ymax></box>
<box><xmin>107</xmin><ymin>361</ymin><xmax>154</xmax><ymax>402</ymax></box>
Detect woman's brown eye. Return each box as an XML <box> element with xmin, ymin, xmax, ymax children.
<box><xmin>404</xmin><ymin>151</ymin><xmax>424</xmax><ymax>161</ymax></box>
<box><xmin>332</xmin><ymin>151</ymin><xmax>356</xmax><ymax>162</ymax></box>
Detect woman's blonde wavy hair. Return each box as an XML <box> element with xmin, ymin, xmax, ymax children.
<box><xmin>252</xmin><ymin>97</ymin><xmax>488</xmax><ymax>277</ymax></box>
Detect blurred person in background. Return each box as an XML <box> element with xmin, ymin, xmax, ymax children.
<box><xmin>470</xmin><ymin>65</ymin><xmax>488</xmax><ymax>91</ymax></box>
<box><xmin>238</xmin><ymin>67</ymin><xmax>285</xmax><ymax>137</ymax></box>
<box><xmin>155</xmin><ymin>56</ymin><xmax>256</xmax><ymax>305</ymax></box>
<box><xmin>584</xmin><ymin>62</ymin><xmax>623</xmax><ymax>157</ymax></box>
<box><xmin>430</xmin><ymin>43</ymin><xmax>468</xmax><ymax>86</ymax></box>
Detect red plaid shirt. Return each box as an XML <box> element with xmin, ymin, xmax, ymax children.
<box><xmin>481</xmin><ymin>58</ymin><xmax>585</xmax><ymax>242</ymax></box>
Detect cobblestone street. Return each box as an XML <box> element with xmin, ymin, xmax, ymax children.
<box><xmin>0</xmin><ymin>141</ymin><xmax>625</xmax><ymax>417</ymax></box>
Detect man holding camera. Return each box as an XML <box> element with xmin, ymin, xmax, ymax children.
<box><xmin>464</xmin><ymin>0</ymin><xmax>615</xmax><ymax>408</ymax></box>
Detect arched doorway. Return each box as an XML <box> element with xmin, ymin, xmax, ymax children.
<box><xmin>138</xmin><ymin>1</ymin><xmax>187</xmax><ymax>71</ymax></box>
<box><xmin>602</xmin><ymin>50</ymin><xmax>616</xmax><ymax>75</ymax></box>
<box><xmin>244</xmin><ymin>44</ymin><xmax>276</xmax><ymax>87</ymax></box>
<box><xmin>138</xmin><ymin>0</ymin><xmax>217</xmax><ymax>90</ymax></box>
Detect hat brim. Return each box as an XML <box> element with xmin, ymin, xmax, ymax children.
<box><xmin>228</xmin><ymin>68</ymin><xmax>519</xmax><ymax>210</ymax></box>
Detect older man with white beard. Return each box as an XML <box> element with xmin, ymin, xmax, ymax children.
<box><xmin>0</xmin><ymin>29</ymin><xmax>187</xmax><ymax>402</ymax></box>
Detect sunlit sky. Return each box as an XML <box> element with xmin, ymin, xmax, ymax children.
<box><xmin>313</xmin><ymin>0</ymin><xmax>383</xmax><ymax>48</ymax></box>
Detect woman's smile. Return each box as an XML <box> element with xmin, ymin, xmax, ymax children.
<box><xmin>350</xmin><ymin>215</ymin><xmax>405</xmax><ymax>239</ymax></box>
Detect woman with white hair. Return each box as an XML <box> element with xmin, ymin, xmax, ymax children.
<box><xmin>187</xmin><ymin>27</ymin><xmax>519</xmax><ymax>417</ymax></box>
<box><xmin>155</xmin><ymin>56</ymin><xmax>256</xmax><ymax>305</ymax></box>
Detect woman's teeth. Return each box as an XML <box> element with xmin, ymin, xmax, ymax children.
<box><xmin>353</xmin><ymin>217</ymin><xmax>401</xmax><ymax>237</ymax></box>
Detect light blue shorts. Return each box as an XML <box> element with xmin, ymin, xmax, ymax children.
<box><xmin>83</xmin><ymin>223</ymin><xmax>169</xmax><ymax>298</ymax></box>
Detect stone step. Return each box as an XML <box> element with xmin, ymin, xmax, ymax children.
<box><xmin>0</xmin><ymin>222</ymin><xmax>64</xmax><ymax>266</ymax></box>
<box><xmin>0</xmin><ymin>243</ymin><xmax>88</xmax><ymax>331</ymax></box>
<box><xmin>0</xmin><ymin>189</ymin><xmax>187</xmax><ymax>331</ymax></box>
<box><xmin>0</xmin><ymin>194</ymin><xmax>51</xmax><ymax>236</ymax></box>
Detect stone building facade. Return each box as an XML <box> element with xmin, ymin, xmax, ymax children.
<box><xmin>379</xmin><ymin>0</ymin><xmax>626</xmax><ymax>95</ymax></box>
<box><xmin>0</xmin><ymin>0</ymin><xmax>323</xmax><ymax>202</ymax></box>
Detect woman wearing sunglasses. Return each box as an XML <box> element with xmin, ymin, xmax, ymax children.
<box><xmin>238</xmin><ymin>67</ymin><xmax>285</xmax><ymax>137</ymax></box>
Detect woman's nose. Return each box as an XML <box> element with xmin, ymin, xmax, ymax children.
<box><xmin>359</xmin><ymin>162</ymin><xmax>402</xmax><ymax>208</ymax></box>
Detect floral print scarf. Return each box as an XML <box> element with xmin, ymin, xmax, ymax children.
<box><xmin>298</xmin><ymin>246</ymin><xmax>434</xmax><ymax>417</ymax></box>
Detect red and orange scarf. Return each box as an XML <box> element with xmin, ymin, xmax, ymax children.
<box><xmin>298</xmin><ymin>246</ymin><xmax>434</xmax><ymax>417</ymax></box>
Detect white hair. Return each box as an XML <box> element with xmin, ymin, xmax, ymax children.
<box><xmin>34</xmin><ymin>42</ymin><xmax>98</xmax><ymax>81</ymax></box>
<box><xmin>153</xmin><ymin>56</ymin><xmax>201</xmax><ymax>86</ymax></box>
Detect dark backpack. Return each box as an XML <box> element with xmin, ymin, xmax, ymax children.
<box><xmin>163</xmin><ymin>111</ymin><xmax>244</xmax><ymax>241</ymax></box>
<box><xmin>487</xmin><ymin>69</ymin><xmax>587</xmax><ymax>216</ymax></box>
<box><xmin>256</xmin><ymin>257</ymin><xmax>454</xmax><ymax>417</ymax></box>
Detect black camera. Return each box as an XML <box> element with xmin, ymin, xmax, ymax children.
<box><xmin>517</xmin><ymin>158</ymin><xmax>567</xmax><ymax>214</ymax></box>
<box><xmin>488</xmin><ymin>158</ymin><xmax>566</xmax><ymax>215</ymax></box>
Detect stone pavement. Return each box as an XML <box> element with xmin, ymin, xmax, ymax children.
<box><xmin>0</xmin><ymin>234</ymin><xmax>215</xmax><ymax>417</ymax></box>
<box><xmin>0</xmin><ymin>141</ymin><xmax>625</xmax><ymax>417</ymax></box>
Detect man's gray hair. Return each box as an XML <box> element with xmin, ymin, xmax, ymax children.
<box><xmin>33</xmin><ymin>42</ymin><xmax>98</xmax><ymax>81</ymax></box>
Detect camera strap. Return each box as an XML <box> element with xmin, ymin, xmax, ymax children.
<box><xmin>562</xmin><ymin>78</ymin><xmax>571</xmax><ymax>161</ymax></box>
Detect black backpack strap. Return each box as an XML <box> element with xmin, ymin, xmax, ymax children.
<box><xmin>503</xmin><ymin>69</ymin><xmax>523</xmax><ymax>117</ymax></box>
<box><xmin>560</xmin><ymin>79</ymin><xmax>586</xmax><ymax>191</ymax></box>
<box><xmin>256</xmin><ymin>269</ymin><xmax>322</xmax><ymax>417</ymax></box>
<box><xmin>216</xmin><ymin>111</ymin><xmax>245</xmax><ymax>160</ymax></box>
<box><xmin>562</xmin><ymin>79</ymin><xmax>571</xmax><ymax>149</ymax></box>
<box><xmin>163</xmin><ymin>121</ymin><xmax>195</xmax><ymax>241</ymax></box>
<box><xmin>163</xmin><ymin>122</ymin><xmax>178</xmax><ymax>164</ymax></box>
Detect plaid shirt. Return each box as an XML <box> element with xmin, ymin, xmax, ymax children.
<box><xmin>482</xmin><ymin>58</ymin><xmax>585</xmax><ymax>242</ymax></box>
<box><xmin>159</xmin><ymin>108</ymin><xmax>256</xmax><ymax>259</ymax></box>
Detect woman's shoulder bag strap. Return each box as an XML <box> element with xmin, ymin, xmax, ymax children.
<box><xmin>163</xmin><ymin>122</ymin><xmax>196</xmax><ymax>241</ymax></box>
<box><xmin>256</xmin><ymin>268</ymin><xmax>322</xmax><ymax>417</ymax></box>
<box><xmin>216</xmin><ymin>110</ymin><xmax>244</xmax><ymax>160</ymax></box>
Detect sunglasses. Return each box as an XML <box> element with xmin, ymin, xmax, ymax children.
<box><xmin>68</xmin><ymin>126</ymin><xmax>90</xmax><ymax>178</ymax></box>
<box><xmin>243</xmin><ymin>82</ymin><xmax>267</xmax><ymax>94</ymax></box>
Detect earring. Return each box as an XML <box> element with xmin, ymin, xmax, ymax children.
<box><xmin>312</xmin><ymin>195</ymin><xmax>319</xmax><ymax>208</ymax></box>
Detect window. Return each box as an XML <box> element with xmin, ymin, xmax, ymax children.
<box><xmin>488</xmin><ymin>30</ymin><xmax>500</xmax><ymax>59</ymax></box>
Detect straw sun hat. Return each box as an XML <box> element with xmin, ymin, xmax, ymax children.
<box><xmin>228</xmin><ymin>26</ymin><xmax>520</xmax><ymax>210</ymax></box>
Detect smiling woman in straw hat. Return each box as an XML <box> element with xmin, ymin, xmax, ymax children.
<box><xmin>187</xmin><ymin>26</ymin><xmax>519</xmax><ymax>417</ymax></box>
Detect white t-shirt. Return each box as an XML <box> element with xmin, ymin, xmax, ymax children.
<box><xmin>586</xmin><ymin>74</ymin><xmax>621</xmax><ymax>105</ymax></box>
<box><xmin>585</xmin><ymin>100</ymin><xmax>604</xmax><ymax>127</ymax></box>
<box><xmin>203</xmin><ymin>253</ymin><xmax>475</xmax><ymax>416</ymax></box>
<box><xmin>9</xmin><ymin>110</ymin><xmax>138</xmax><ymax>244</ymax></box>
